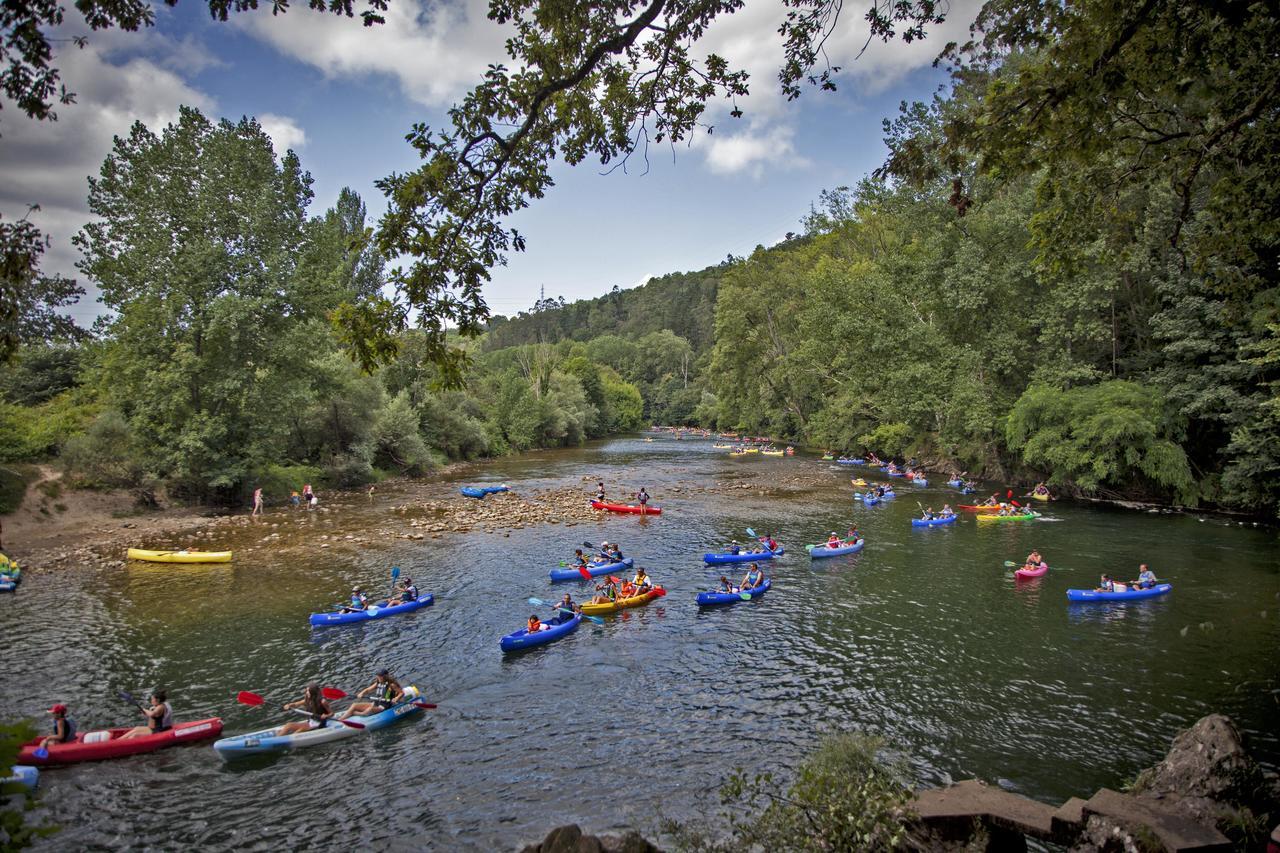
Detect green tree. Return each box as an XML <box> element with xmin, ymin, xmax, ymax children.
<box><xmin>76</xmin><ymin>107</ymin><xmax>323</xmax><ymax>498</ymax></box>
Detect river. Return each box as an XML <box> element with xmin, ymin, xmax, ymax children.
<box><xmin>2</xmin><ymin>435</ymin><xmax>1277</xmax><ymax>850</ymax></box>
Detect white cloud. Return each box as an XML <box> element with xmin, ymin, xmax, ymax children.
<box><xmin>703</xmin><ymin>124</ymin><xmax>806</xmax><ymax>177</ymax></box>
<box><xmin>234</xmin><ymin>0</ymin><xmax>508</xmax><ymax>108</ymax></box>
<box><xmin>257</xmin><ymin>113</ymin><xmax>308</xmax><ymax>153</ymax></box>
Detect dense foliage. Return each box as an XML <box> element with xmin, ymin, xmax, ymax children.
<box><xmin>0</xmin><ymin>107</ymin><xmax>646</xmax><ymax>503</ymax></box>
<box><xmin>663</xmin><ymin>733</ymin><xmax>917</xmax><ymax>851</ymax></box>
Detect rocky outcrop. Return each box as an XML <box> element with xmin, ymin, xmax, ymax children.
<box><xmin>517</xmin><ymin>824</ymin><xmax>662</xmax><ymax>853</ymax></box>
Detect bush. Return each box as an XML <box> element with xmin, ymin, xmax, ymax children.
<box><xmin>664</xmin><ymin>733</ymin><xmax>915</xmax><ymax>851</ymax></box>
<box><xmin>250</xmin><ymin>463</ymin><xmax>325</xmax><ymax>507</ymax></box>
<box><xmin>857</xmin><ymin>422</ymin><xmax>915</xmax><ymax>457</ymax></box>
<box><xmin>60</xmin><ymin>410</ymin><xmax>145</xmax><ymax>488</ymax></box>
<box><xmin>0</xmin><ymin>467</ymin><xmax>30</xmax><ymax>514</ymax></box>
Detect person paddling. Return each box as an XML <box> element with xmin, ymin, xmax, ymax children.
<box><xmin>826</xmin><ymin>531</ymin><xmax>841</xmax><ymax>548</ymax></box>
<box><xmin>632</xmin><ymin>567</ymin><xmax>652</xmax><ymax>592</ymax></box>
<box><xmin>553</xmin><ymin>593</ymin><xmax>579</xmax><ymax>616</ymax></box>
<box><xmin>1129</xmin><ymin>564</ymin><xmax>1158</xmax><ymax>589</ymax></box>
<box><xmin>1096</xmin><ymin>574</ymin><xmax>1115</xmax><ymax>592</ymax></box>
<box><xmin>339</xmin><ymin>669</ymin><xmax>405</xmax><ymax>719</ymax></box>
<box><xmin>121</xmin><ymin>690</ymin><xmax>173</xmax><ymax>739</ymax></box>
<box><xmin>741</xmin><ymin>563</ymin><xmax>764</xmax><ymax>591</ymax></box>
<box><xmin>38</xmin><ymin>704</ymin><xmax>76</xmax><ymax>750</ymax></box>
<box><xmin>339</xmin><ymin>587</ymin><xmax>367</xmax><ymax>613</ymax></box>
<box><xmin>388</xmin><ymin>577</ymin><xmax>418</xmax><ymax>606</ymax></box>
<box><xmin>276</xmin><ymin>684</ymin><xmax>332</xmax><ymax>736</ymax></box>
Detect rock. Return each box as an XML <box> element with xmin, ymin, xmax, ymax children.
<box><xmin>1130</xmin><ymin>713</ymin><xmax>1280</xmax><ymax>830</ymax></box>
<box><xmin>519</xmin><ymin>825</ymin><xmax>661</xmax><ymax>853</ymax></box>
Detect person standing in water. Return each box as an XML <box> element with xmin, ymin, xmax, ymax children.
<box><xmin>251</xmin><ymin>487</ymin><xmax>264</xmax><ymax>517</ymax></box>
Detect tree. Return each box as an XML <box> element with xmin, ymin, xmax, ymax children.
<box><xmin>0</xmin><ymin>211</ymin><xmax>84</xmax><ymax>361</ymax></box>
<box><xmin>76</xmin><ymin>107</ymin><xmax>323</xmax><ymax>497</ymax></box>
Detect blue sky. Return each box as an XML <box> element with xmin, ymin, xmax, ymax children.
<box><xmin>0</xmin><ymin>0</ymin><xmax>975</xmax><ymax>325</ymax></box>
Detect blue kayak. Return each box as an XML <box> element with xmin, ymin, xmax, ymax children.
<box><xmin>4</xmin><ymin>766</ymin><xmax>38</xmax><ymax>792</ymax></box>
<box><xmin>481</xmin><ymin>485</ymin><xmax>509</xmax><ymax>495</ymax></box>
<box><xmin>912</xmin><ymin>478</ymin><xmax>929</xmax><ymax>487</ymax></box>
<box><xmin>309</xmin><ymin>594</ymin><xmax>434</xmax><ymax>626</ymax></box>
<box><xmin>887</xmin><ymin>471</ymin><xmax>905</xmax><ymax>478</ymax></box>
<box><xmin>853</xmin><ymin>492</ymin><xmax>881</xmax><ymax>505</ymax></box>
<box><xmin>549</xmin><ymin>557</ymin><xmax>633</xmax><ymax>582</ymax></box>
<box><xmin>460</xmin><ymin>487</ymin><xmax>486</xmax><ymax>499</ymax></box>
<box><xmin>879</xmin><ymin>491</ymin><xmax>897</xmax><ymax>500</ymax></box>
<box><xmin>808</xmin><ymin>539</ymin><xmax>865</xmax><ymax>559</ymax></box>
<box><xmin>703</xmin><ymin>547</ymin><xmax>784</xmax><ymax>564</ymax></box>
<box><xmin>836</xmin><ymin>458</ymin><xmax>865</xmax><ymax>465</ymax></box>
<box><xmin>0</xmin><ymin>580</ymin><xmax>14</xmax><ymax>593</ymax></box>
<box><xmin>1067</xmin><ymin>583</ymin><xmax>1172</xmax><ymax>602</ymax></box>
<box><xmin>947</xmin><ymin>479</ymin><xmax>963</xmax><ymax>487</ymax></box>
<box><xmin>697</xmin><ymin>577</ymin><xmax>771</xmax><ymax>606</ymax></box>
<box><xmin>500</xmin><ymin>611</ymin><xmax>582</xmax><ymax>652</ymax></box>
<box><xmin>911</xmin><ymin>515</ymin><xmax>956</xmax><ymax>527</ymax></box>
<box><xmin>960</xmin><ymin>487</ymin><xmax>975</xmax><ymax>495</ymax></box>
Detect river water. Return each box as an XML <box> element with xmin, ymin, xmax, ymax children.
<box><xmin>2</xmin><ymin>435</ymin><xmax>1277</xmax><ymax>850</ymax></box>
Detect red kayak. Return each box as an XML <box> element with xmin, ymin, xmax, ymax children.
<box><xmin>17</xmin><ymin>718</ymin><xmax>223</xmax><ymax>765</ymax></box>
<box><xmin>590</xmin><ymin>500</ymin><xmax>662</xmax><ymax>516</ymax></box>
<box><xmin>1014</xmin><ymin>563</ymin><xmax>1049</xmax><ymax>580</ymax></box>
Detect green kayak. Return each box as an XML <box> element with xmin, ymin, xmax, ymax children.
<box><xmin>976</xmin><ymin>512</ymin><xmax>1037</xmax><ymax>523</ymax></box>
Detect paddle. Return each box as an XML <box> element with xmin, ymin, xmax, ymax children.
<box><xmin>527</xmin><ymin>597</ymin><xmax>605</xmax><ymax>625</ymax></box>
<box><xmin>387</xmin><ymin>566</ymin><xmax>401</xmax><ymax>599</ymax></box>
<box><xmin>745</xmin><ymin>527</ymin><xmax>756</xmax><ymax>538</ymax></box>
<box><xmin>239</xmin><ymin>688</ymin><xmax>366</xmax><ymax>728</ymax></box>
<box><xmin>118</xmin><ymin>690</ymin><xmax>145</xmax><ymax>711</ymax></box>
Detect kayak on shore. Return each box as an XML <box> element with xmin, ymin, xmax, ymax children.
<box><xmin>309</xmin><ymin>593</ymin><xmax>435</xmax><ymax>626</ymax></box>
<box><xmin>580</xmin><ymin>587</ymin><xmax>665</xmax><ymax>615</ymax></box>
<box><xmin>213</xmin><ymin>689</ymin><xmax>426</xmax><ymax>760</ymax></box>
<box><xmin>1067</xmin><ymin>583</ymin><xmax>1172</xmax><ymax>602</ymax></box>
<box><xmin>549</xmin><ymin>557</ymin><xmax>634</xmax><ymax>582</ymax></box>
<box><xmin>500</xmin><ymin>611</ymin><xmax>582</xmax><ymax>652</ymax></box>
<box><xmin>703</xmin><ymin>547</ymin><xmax>783</xmax><ymax>564</ymax></box>
<box><xmin>807</xmin><ymin>539</ymin><xmax>865</xmax><ymax>558</ymax></box>
<box><xmin>697</xmin><ymin>577</ymin><xmax>772</xmax><ymax>606</ymax></box>
<box><xmin>590</xmin><ymin>500</ymin><xmax>662</xmax><ymax>515</ymax></box>
<box><xmin>127</xmin><ymin>549</ymin><xmax>232</xmax><ymax>564</ymax></box>
<box><xmin>18</xmin><ymin>718</ymin><xmax>223</xmax><ymax>765</ymax></box>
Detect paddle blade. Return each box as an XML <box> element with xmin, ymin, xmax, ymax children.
<box><xmin>582</xmin><ymin>541</ymin><xmax>596</xmax><ymax>549</ymax></box>
<box><xmin>391</xmin><ymin>566</ymin><xmax>401</xmax><ymax>579</ymax></box>
<box><xmin>337</xmin><ymin>719</ymin><xmax>366</xmax><ymax>730</ymax></box>
<box><xmin>652</xmin><ymin>587</ymin><xmax>667</xmax><ymax>597</ymax></box>
<box><xmin>607</xmin><ymin>576</ymin><xmax>621</xmax><ymax>584</ymax></box>
<box><xmin>578</xmin><ymin>565</ymin><xmax>592</xmax><ymax>580</ymax></box>
<box><xmin>582</xmin><ymin>613</ymin><xmax>605</xmax><ymax>625</ymax></box>
<box><xmin>527</xmin><ymin>597</ymin><xmax>545</xmax><ymax>606</ymax></box>
<box><xmin>412</xmin><ymin>702</ymin><xmax>438</xmax><ymax>709</ymax></box>
<box><xmin>745</xmin><ymin>527</ymin><xmax>756</xmax><ymax>538</ymax></box>
<box><xmin>321</xmin><ymin>687</ymin><xmax>347</xmax><ymax>700</ymax></box>
<box><xmin>1003</xmin><ymin>561</ymin><xmax>1018</xmax><ymax>567</ymax></box>
<box><xmin>1011</xmin><ymin>499</ymin><xmax>1021</xmax><ymax>507</ymax></box>
<box><xmin>739</xmin><ymin>591</ymin><xmax>753</xmax><ymax>600</ymax></box>
<box><xmin>118</xmin><ymin>690</ymin><xmax>136</xmax><ymax>704</ymax></box>
<box><xmin>237</xmin><ymin>690</ymin><xmax>265</xmax><ymax>706</ymax></box>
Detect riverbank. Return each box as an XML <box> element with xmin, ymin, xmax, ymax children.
<box><xmin>0</xmin><ymin>450</ymin><xmax>834</xmax><ymax>573</ymax></box>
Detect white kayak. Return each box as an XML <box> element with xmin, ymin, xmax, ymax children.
<box><xmin>212</xmin><ymin>687</ymin><xmax>425</xmax><ymax>760</ymax></box>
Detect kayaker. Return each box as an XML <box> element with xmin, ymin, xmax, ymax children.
<box><xmin>618</xmin><ymin>579</ymin><xmax>636</xmax><ymax>597</ymax></box>
<box><xmin>591</xmin><ymin>579</ymin><xmax>618</xmax><ymax>604</ymax></box>
<box><xmin>940</xmin><ymin>504</ymin><xmax>955</xmax><ymax>518</ymax></box>
<box><xmin>571</xmin><ymin>549</ymin><xmax>589</xmax><ymax>567</ymax></box>
<box><xmin>594</xmin><ymin>482</ymin><xmax>606</xmax><ymax>501</ymax></box>
<box><xmin>553</xmin><ymin>593</ymin><xmax>579</xmax><ymax>615</ymax></box>
<box><xmin>845</xmin><ymin>525</ymin><xmax>859</xmax><ymax>541</ymax></box>
<box><xmin>763</xmin><ymin>533</ymin><xmax>779</xmax><ymax>551</ymax></box>
<box><xmin>826</xmin><ymin>532</ymin><xmax>841</xmax><ymax>548</ymax></box>
<box><xmin>121</xmin><ymin>690</ymin><xmax>173</xmax><ymax>739</ymax></box>
<box><xmin>604</xmin><ymin>542</ymin><xmax>623</xmax><ymax>561</ymax></box>
<box><xmin>277</xmin><ymin>684</ymin><xmax>332</xmax><ymax>735</ymax></box>
<box><xmin>1096</xmin><ymin>574</ymin><xmax>1115</xmax><ymax>592</ymax></box>
<box><xmin>727</xmin><ymin>540</ymin><xmax>741</xmax><ymax>555</ymax></box>
<box><xmin>741</xmin><ymin>563</ymin><xmax>764</xmax><ymax>590</ymax></box>
<box><xmin>922</xmin><ymin>507</ymin><xmax>936</xmax><ymax>520</ymax></box>
<box><xmin>526</xmin><ymin>614</ymin><xmax>546</xmax><ymax>633</ymax></box>
<box><xmin>340</xmin><ymin>586</ymin><xmax>367</xmax><ymax>613</ymax></box>
<box><xmin>1026</xmin><ymin>550</ymin><xmax>1043</xmax><ymax>566</ymax></box>
<box><xmin>38</xmin><ymin>704</ymin><xmax>76</xmax><ymax>750</ymax></box>
<box><xmin>339</xmin><ymin>669</ymin><xmax>405</xmax><ymax>719</ymax></box>
<box><xmin>876</xmin><ymin>485</ymin><xmax>886</xmax><ymax>497</ymax></box>
<box><xmin>388</xmin><ymin>577</ymin><xmax>418</xmax><ymax>605</ymax></box>
<box><xmin>1130</xmin><ymin>564</ymin><xmax>1158</xmax><ymax>589</ymax></box>
<box><xmin>984</xmin><ymin>494</ymin><xmax>1000</xmax><ymax>506</ymax></box>
<box><xmin>718</xmin><ymin>575</ymin><xmax>734</xmax><ymax>592</ymax></box>
<box><xmin>632</xmin><ymin>567</ymin><xmax>652</xmax><ymax>592</ymax></box>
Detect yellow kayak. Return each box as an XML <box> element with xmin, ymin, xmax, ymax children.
<box><xmin>580</xmin><ymin>587</ymin><xmax>665</xmax><ymax>615</ymax></box>
<box><xmin>761</xmin><ymin>450</ymin><xmax>784</xmax><ymax>456</ymax></box>
<box><xmin>743</xmin><ymin>447</ymin><xmax>760</xmax><ymax>454</ymax></box>
<box><xmin>852</xmin><ymin>479</ymin><xmax>868</xmax><ymax>487</ymax></box>
<box><xmin>1031</xmin><ymin>492</ymin><xmax>1050</xmax><ymax>501</ymax></box>
<box><xmin>127</xmin><ymin>548</ymin><xmax>233</xmax><ymax>564</ymax></box>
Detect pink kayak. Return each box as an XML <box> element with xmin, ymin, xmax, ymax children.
<box><xmin>1014</xmin><ymin>563</ymin><xmax>1048</xmax><ymax>580</ymax></box>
